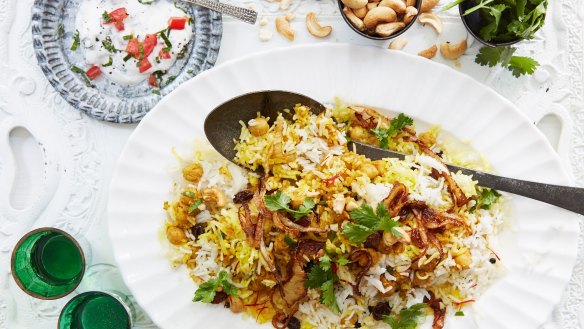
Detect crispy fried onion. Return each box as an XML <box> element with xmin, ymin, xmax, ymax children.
<box><xmin>237</xmin><ymin>178</ymin><xmax>272</xmax><ymax>248</ymax></box>
<box><xmin>238</xmin><ymin>203</ymin><xmax>256</xmax><ymax>246</ymax></box>
<box><xmin>348</xmin><ymin>249</ymin><xmax>373</xmax><ymax>295</ymax></box>
<box><xmin>271</xmin><ymin>240</ymin><xmax>324</xmax><ymax>324</ymax></box>
<box><xmin>427</xmin><ymin>293</ymin><xmax>446</xmax><ymax>329</ymax></box>
<box><xmin>410</xmin><ymin>205</ymin><xmax>469</xmax><ymax>258</ymax></box>
<box><xmin>383</xmin><ymin>182</ymin><xmax>409</xmax><ymax>217</ymax></box>
<box><xmin>405</xmin><ymin>136</ymin><xmax>468</xmax><ymax>207</ymax></box>
<box><xmin>273</xmin><ymin>212</ymin><xmax>328</xmax><ymax>234</ymax></box>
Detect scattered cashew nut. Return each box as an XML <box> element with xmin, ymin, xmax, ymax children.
<box><xmin>406</xmin><ymin>0</ymin><xmax>416</xmax><ymax>6</ymax></box>
<box><xmin>275</xmin><ymin>16</ymin><xmax>295</xmax><ymax>41</ymax></box>
<box><xmin>440</xmin><ymin>40</ymin><xmax>468</xmax><ymax>60</ymax></box>
<box><xmin>418</xmin><ymin>12</ymin><xmax>443</xmax><ymax>34</ymax></box>
<box><xmin>418</xmin><ymin>44</ymin><xmax>437</xmax><ymax>58</ymax></box>
<box><xmin>343</xmin><ymin>6</ymin><xmax>365</xmax><ymax>31</ymax></box>
<box><xmin>421</xmin><ymin>0</ymin><xmax>440</xmax><ymax>12</ymax></box>
<box><xmin>279</xmin><ymin>0</ymin><xmax>292</xmax><ymax>10</ymax></box>
<box><xmin>389</xmin><ymin>37</ymin><xmax>408</xmax><ymax>50</ymax></box>
<box><xmin>379</xmin><ymin>0</ymin><xmax>406</xmax><ymax>14</ymax></box>
<box><xmin>341</xmin><ymin>0</ymin><xmax>368</xmax><ymax>9</ymax></box>
<box><xmin>367</xmin><ymin>2</ymin><xmax>379</xmax><ymax>10</ymax></box>
<box><xmin>376</xmin><ymin>22</ymin><xmax>405</xmax><ymax>37</ymax></box>
<box><xmin>353</xmin><ymin>6</ymin><xmax>368</xmax><ymax>19</ymax></box>
<box><xmin>404</xmin><ymin>6</ymin><xmax>418</xmax><ymax>25</ymax></box>
<box><xmin>363</xmin><ymin>6</ymin><xmax>397</xmax><ymax>29</ymax></box>
<box><xmin>306</xmin><ymin>12</ymin><xmax>332</xmax><ymax>38</ymax></box>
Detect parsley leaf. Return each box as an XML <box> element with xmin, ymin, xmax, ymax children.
<box><xmin>188</xmin><ymin>198</ymin><xmax>204</xmax><ymax>214</ymax></box>
<box><xmin>305</xmin><ymin>262</ymin><xmax>330</xmax><ymax>289</ymax></box>
<box><xmin>305</xmin><ymin>256</ymin><xmax>347</xmax><ymax>313</ymax></box>
<box><xmin>101</xmin><ymin>37</ymin><xmax>118</xmax><ymax>53</ymax></box>
<box><xmin>475</xmin><ymin>46</ymin><xmax>539</xmax><ymax>78</ymax></box>
<box><xmin>383</xmin><ymin>303</ymin><xmax>427</xmax><ymax>329</ymax></box>
<box><xmin>193</xmin><ymin>270</ymin><xmax>238</xmax><ymax>303</ymax></box>
<box><xmin>343</xmin><ymin>203</ymin><xmax>401</xmax><ymax>244</ymax></box>
<box><xmin>371</xmin><ymin>113</ymin><xmax>413</xmax><ymax>149</ymax></box>
<box><xmin>320</xmin><ymin>280</ymin><xmax>340</xmax><ymax>314</ymax></box>
<box><xmin>264</xmin><ymin>191</ymin><xmax>315</xmax><ymax>220</ymax></box>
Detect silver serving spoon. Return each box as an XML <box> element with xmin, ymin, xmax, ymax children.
<box><xmin>204</xmin><ymin>90</ymin><xmax>584</xmax><ymax>215</ymax></box>
<box><xmin>180</xmin><ymin>0</ymin><xmax>257</xmax><ymax>25</ymax></box>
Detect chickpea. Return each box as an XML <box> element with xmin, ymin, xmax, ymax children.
<box><xmin>361</xmin><ymin>163</ymin><xmax>379</xmax><ymax>179</ymax></box>
<box><xmin>229</xmin><ymin>297</ymin><xmax>244</xmax><ymax>313</ymax></box>
<box><xmin>373</xmin><ymin>160</ymin><xmax>386</xmax><ymax>174</ymax></box>
<box><xmin>248</xmin><ymin>117</ymin><xmax>270</xmax><ymax>137</ymax></box>
<box><xmin>182</xmin><ymin>163</ymin><xmax>204</xmax><ymax>183</ymax></box>
<box><xmin>202</xmin><ymin>187</ymin><xmax>227</xmax><ymax>208</ymax></box>
<box><xmin>349</xmin><ymin>126</ymin><xmax>369</xmax><ymax>142</ymax></box>
<box><xmin>454</xmin><ymin>249</ymin><xmax>472</xmax><ymax>269</ymax></box>
<box><xmin>166</xmin><ymin>226</ymin><xmax>187</xmax><ymax>245</ymax></box>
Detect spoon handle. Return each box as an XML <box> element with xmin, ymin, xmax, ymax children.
<box><xmin>180</xmin><ymin>0</ymin><xmax>258</xmax><ymax>24</ymax></box>
<box><xmin>352</xmin><ymin>142</ymin><xmax>584</xmax><ymax>215</ymax></box>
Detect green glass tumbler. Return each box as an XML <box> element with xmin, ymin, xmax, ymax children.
<box><xmin>11</xmin><ymin>227</ymin><xmax>87</xmax><ymax>299</ymax></box>
<box><xmin>58</xmin><ymin>291</ymin><xmax>133</xmax><ymax>329</ymax></box>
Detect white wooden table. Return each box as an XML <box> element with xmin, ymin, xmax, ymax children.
<box><xmin>0</xmin><ymin>0</ymin><xmax>583</xmax><ymax>328</ymax></box>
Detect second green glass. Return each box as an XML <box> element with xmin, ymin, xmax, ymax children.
<box><xmin>58</xmin><ymin>291</ymin><xmax>133</xmax><ymax>329</ymax></box>
<box><xmin>11</xmin><ymin>227</ymin><xmax>86</xmax><ymax>299</ymax></box>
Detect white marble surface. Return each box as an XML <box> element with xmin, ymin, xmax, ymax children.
<box><xmin>0</xmin><ymin>0</ymin><xmax>582</xmax><ymax>328</ymax></box>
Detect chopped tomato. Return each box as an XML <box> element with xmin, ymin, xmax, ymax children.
<box><xmin>142</xmin><ymin>34</ymin><xmax>158</xmax><ymax>58</ymax></box>
<box><xmin>138</xmin><ymin>58</ymin><xmax>152</xmax><ymax>73</ymax></box>
<box><xmin>148</xmin><ymin>74</ymin><xmax>158</xmax><ymax>87</ymax></box>
<box><xmin>125</xmin><ymin>38</ymin><xmax>140</xmax><ymax>58</ymax></box>
<box><xmin>86</xmin><ymin>65</ymin><xmax>101</xmax><ymax>80</ymax></box>
<box><xmin>168</xmin><ymin>17</ymin><xmax>188</xmax><ymax>30</ymax></box>
<box><xmin>109</xmin><ymin>8</ymin><xmax>128</xmax><ymax>21</ymax></box>
<box><xmin>158</xmin><ymin>48</ymin><xmax>171</xmax><ymax>59</ymax></box>
<box><xmin>104</xmin><ymin>8</ymin><xmax>128</xmax><ymax>31</ymax></box>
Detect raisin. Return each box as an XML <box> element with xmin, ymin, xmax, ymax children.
<box><xmin>190</xmin><ymin>223</ymin><xmax>206</xmax><ymax>240</ymax></box>
<box><xmin>233</xmin><ymin>189</ymin><xmax>254</xmax><ymax>203</ymax></box>
<box><xmin>371</xmin><ymin>302</ymin><xmax>391</xmax><ymax>321</ymax></box>
<box><xmin>287</xmin><ymin>317</ymin><xmax>300</xmax><ymax>329</ymax></box>
<box><xmin>364</xmin><ymin>231</ymin><xmax>382</xmax><ymax>249</ymax></box>
<box><xmin>211</xmin><ymin>291</ymin><xmax>228</xmax><ymax>304</ymax></box>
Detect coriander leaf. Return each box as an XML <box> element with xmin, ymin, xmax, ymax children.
<box><xmin>507</xmin><ymin>55</ymin><xmax>539</xmax><ymax>77</ymax></box>
<box><xmin>349</xmin><ymin>204</ymin><xmax>378</xmax><ymax>228</ymax></box>
<box><xmin>319</xmin><ymin>255</ymin><xmax>332</xmax><ymax>272</ymax></box>
<box><xmin>218</xmin><ymin>271</ymin><xmax>238</xmax><ymax>297</ymax></box>
<box><xmin>70</xmin><ymin>30</ymin><xmax>80</xmax><ymax>51</ymax></box>
<box><xmin>305</xmin><ymin>263</ymin><xmax>329</xmax><ymax>288</ymax></box>
<box><xmin>343</xmin><ymin>223</ymin><xmax>375</xmax><ymax>244</ymax></box>
<box><xmin>471</xmin><ymin>188</ymin><xmax>501</xmax><ymax>212</ymax></box>
<box><xmin>388</xmin><ymin>113</ymin><xmax>413</xmax><ymax>133</ymax></box>
<box><xmin>336</xmin><ymin>257</ymin><xmax>351</xmax><ymax>266</ymax></box>
<box><xmin>383</xmin><ymin>303</ymin><xmax>427</xmax><ymax>329</ymax></box>
<box><xmin>475</xmin><ymin>46</ymin><xmax>503</xmax><ymax>67</ymax></box>
<box><xmin>320</xmin><ymin>280</ymin><xmax>340</xmax><ymax>314</ymax></box>
<box><xmin>102</xmin><ymin>11</ymin><xmax>112</xmax><ymax>23</ymax></box>
<box><xmin>264</xmin><ymin>191</ymin><xmax>314</xmax><ymax>220</ymax></box>
<box><xmin>188</xmin><ymin>198</ymin><xmax>204</xmax><ymax>214</ymax></box>
<box><xmin>193</xmin><ymin>277</ymin><xmax>219</xmax><ymax>303</ymax></box>
<box><xmin>371</xmin><ymin>113</ymin><xmax>413</xmax><ymax>149</ymax></box>
<box><xmin>455</xmin><ymin>311</ymin><xmax>465</xmax><ymax>316</ymax></box>
<box><xmin>378</xmin><ymin>216</ymin><xmax>401</xmax><ymax>237</ymax></box>
<box><xmin>298</xmin><ymin>199</ymin><xmax>316</xmax><ymax>216</ymax></box>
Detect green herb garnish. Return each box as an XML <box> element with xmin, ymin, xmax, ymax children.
<box><xmin>151</xmin><ymin>89</ymin><xmax>161</xmax><ymax>95</ymax></box>
<box><xmin>342</xmin><ymin>203</ymin><xmax>401</xmax><ymax>244</ymax></box>
<box><xmin>102</xmin><ymin>57</ymin><xmax>113</xmax><ymax>67</ymax></box>
<box><xmin>174</xmin><ymin>1</ymin><xmax>189</xmax><ymax>14</ymax></box>
<box><xmin>102</xmin><ymin>11</ymin><xmax>112</xmax><ymax>23</ymax></box>
<box><xmin>70</xmin><ymin>65</ymin><xmax>92</xmax><ymax>87</ymax></box>
<box><xmin>383</xmin><ymin>303</ymin><xmax>427</xmax><ymax>329</ymax></box>
<box><xmin>177</xmin><ymin>44</ymin><xmax>188</xmax><ymax>59</ymax></box>
<box><xmin>123</xmin><ymin>53</ymin><xmax>133</xmax><ymax>62</ymax></box>
<box><xmin>159</xmin><ymin>30</ymin><xmax>172</xmax><ymax>50</ymax></box>
<box><xmin>284</xmin><ymin>235</ymin><xmax>297</xmax><ymax>248</ymax></box>
<box><xmin>101</xmin><ymin>37</ymin><xmax>118</xmax><ymax>53</ymax></box>
<box><xmin>264</xmin><ymin>191</ymin><xmax>315</xmax><ymax>220</ymax></box>
<box><xmin>475</xmin><ymin>45</ymin><xmax>539</xmax><ymax>77</ymax></box>
<box><xmin>182</xmin><ymin>191</ymin><xmax>195</xmax><ymax>198</ymax></box>
<box><xmin>188</xmin><ymin>198</ymin><xmax>204</xmax><ymax>214</ymax></box>
<box><xmin>70</xmin><ymin>30</ymin><xmax>80</xmax><ymax>51</ymax></box>
<box><xmin>138</xmin><ymin>0</ymin><xmax>155</xmax><ymax>4</ymax></box>
<box><xmin>455</xmin><ymin>311</ymin><xmax>465</xmax><ymax>316</ymax></box>
<box><xmin>371</xmin><ymin>113</ymin><xmax>413</xmax><ymax>149</ymax></box>
<box><xmin>123</xmin><ymin>34</ymin><xmax>134</xmax><ymax>40</ymax></box>
<box><xmin>193</xmin><ymin>270</ymin><xmax>238</xmax><ymax>303</ymax></box>
<box><xmin>138</xmin><ymin>43</ymin><xmax>144</xmax><ymax>59</ymax></box>
<box><xmin>470</xmin><ymin>187</ymin><xmax>501</xmax><ymax>212</ymax></box>
<box><xmin>305</xmin><ymin>255</ymin><xmax>349</xmax><ymax>313</ymax></box>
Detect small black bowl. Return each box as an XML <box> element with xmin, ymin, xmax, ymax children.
<box><xmin>338</xmin><ymin>0</ymin><xmax>422</xmax><ymax>40</ymax></box>
<box><xmin>459</xmin><ymin>0</ymin><xmax>521</xmax><ymax>48</ymax></box>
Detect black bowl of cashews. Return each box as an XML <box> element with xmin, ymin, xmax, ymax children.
<box><xmin>338</xmin><ymin>0</ymin><xmax>422</xmax><ymax>40</ymax></box>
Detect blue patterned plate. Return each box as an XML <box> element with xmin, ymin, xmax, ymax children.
<box><xmin>32</xmin><ymin>0</ymin><xmax>222</xmax><ymax>123</ymax></box>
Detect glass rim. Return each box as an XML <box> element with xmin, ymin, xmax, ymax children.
<box><xmin>57</xmin><ymin>290</ymin><xmax>134</xmax><ymax>329</ymax></box>
<box><xmin>11</xmin><ymin>227</ymin><xmax>87</xmax><ymax>300</ymax></box>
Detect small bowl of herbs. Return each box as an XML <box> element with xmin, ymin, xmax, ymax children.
<box><xmin>444</xmin><ymin>0</ymin><xmax>548</xmax><ymax>77</ymax></box>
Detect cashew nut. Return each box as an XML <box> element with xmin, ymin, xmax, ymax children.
<box><xmin>363</xmin><ymin>6</ymin><xmax>397</xmax><ymax>29</ymax></box>
<box><xmin>403</xmin><ymin>6</ymin><xmax>418</xmax><ymax>25</ymax></box>
<box><xmin>248</xmin><ymin>117</ymin><xmax>269</xmax><ymax>136</ymax></box>
<box><xmin>279</xmin><ymin>0</ymin><xmax>292</xmax><ymax>10</ymax></box>
<box><xmin>418</xmin><ymin>12</ymin><xmax>443</xmax><ymax>34</ymax></box>
<box><xmin>275</xmin><ymin>16</ymin><xmax>295</xmax><ymax>41</ymax></box>
<box><xmin>166</xmin><ymin>226</ymin><xmax>188</xmax><ymax>245</ymax></box>
<box><xmin>367</xmin><ymin>2</ymin><xmax>379</xmax><ymax>10</ymax></box>
<box><xmin>406</xmin><ymin>0</ymin><xmax>416</xmax><ymax>6</ymax></box>
<box><xmin>341</xmin><ymin>0</ymin><xmax>368</xmax><ymax>9</ymax></box>
<box><xmin>421</xmin><ymin>0</ymin><xmax>439</xmax><ymax>12</ymax></box>
<box><xmin>343</xmin><ymin>6</ymin><xmax>365</xmax><ymax>31</ymax></box>
<box><xmin>418</xmin><ymin>44</ymin><xmax>437</xmax><ymax>59</ymax></box>
<box><xmin>439</xmin><ymin>39</ymin><xmax>467</xmax><ymax>60</ymax></box>
<box><xmin>182</xmin><ymin>163</ymin><xmax>204</xmax><ymax>183</ymax></box>
<box><xmin>379</xmin><ymin>0</ymin><xmax>406</xmax><ymax>14</ymax></box>
<box><xmin>306</xmin><ymin>12</ymin><xmax>332</xmax><ymax>38</ymax></box>
<box><xmin>285</xmin><ymin>12</ymin><xmax>296</xmax><ymax>21</ymax></box>
<box><xmin>202</xmin><ymin>187</ymin><xmax>227</xmax><ymax>208</ymax></box>
<box><xmin>376</xmin><ymin>22</ymin><xmax>405</xmax><ymax>37</ymax></box>
<box><xmin>353</xmin><ymin>6</ymin><xmax>368</xmax><ymax>19</ymax></box>
<box><xmin>389</xmin><ymin>37</ymin><xmax>408</xmax><ymax>50</ymax></box>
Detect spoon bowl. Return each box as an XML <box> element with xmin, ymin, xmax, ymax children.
<box><xmin>204</xmin><ymin>90</ymin><xmax>326</xmax><ymax>162</ymax></box>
